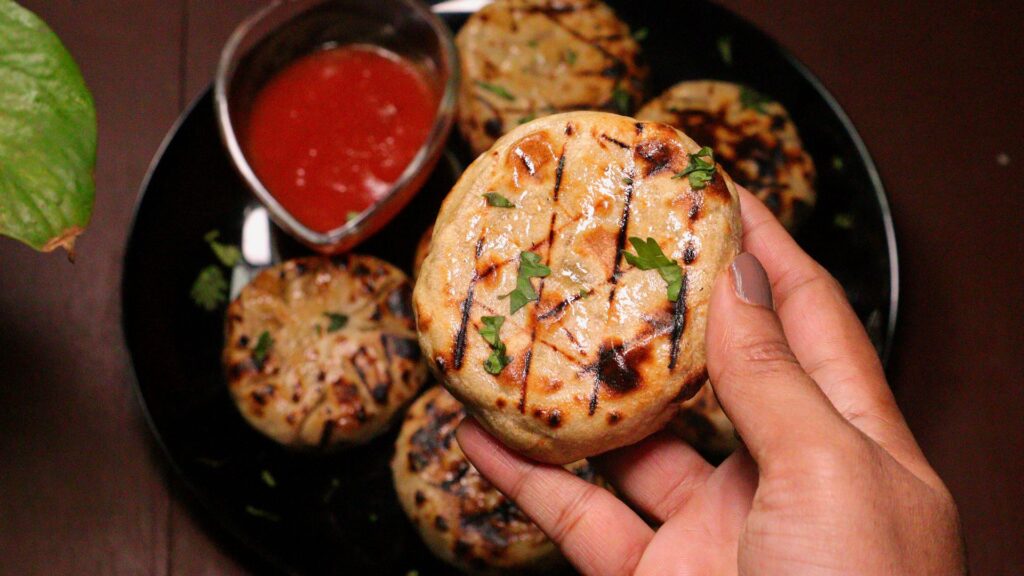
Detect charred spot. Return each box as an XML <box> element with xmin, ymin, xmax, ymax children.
<box><xmin>441</xmin><ymin>460</ymin><xmax>470</xmax><ymax>493</ymax></box>
<box><xmin>435</xmin><ymin>356</ymin><xmax>448</xmax><ymax>373</ymax></box>
<box><xmin>408</xmin><ymin>409</ymin><xmax>461</xmax><ymax>471</ymax></box>
<box><xmin>227</xmin><ymin>361</ymin><xmax>254</xmax><ymax>381</ymax></box>
<box><xmin>382</xmin><ymin>334</ymin><xmax>421</xmax><ymax>361</ymax></box>
<box><xmin>606</xmin><ymin>411</ymin><xmax>622</xmax><ymax>425</ymax></box>
<box><xmin>237</xmin><ymin>335</ymin><xmax>249</xmax><ymax>347</ymax></box>
<box><xmin>495</xmin><ymin>398</ymin><xmax>507</xmax><ymax>409</ymax></box>
<box><xmin>683</xmin><ymin>242</ymin><xmax>698</xmax><ymax>264</ymax></box>
<box><xmin>414</xmin><ymin>490</ymin><xmax>427</xmax><ymax>506</ymax></box>
<box><xmin>453</xmin><ymin>540</ymin><xmax>473</xmax><ymax>558</ymax></box>
<box><xmin>635</xmin><ymin>121</ymin><xmax>645</xmax><ymax>134</ymax></box>
<box><xmin>673</xmin><ymin>368</ymin><xmax>709</xmax><ymax>402</ymax></box>
<box><xmin>668</xmin><ymin>275</ymin><xmax>689</xmax><ymax>370</ymax></box>
<box><xmin>317</xmin><ymin>371</ymin><xmax>326</xmax><ymax>382</ymax></box>
<box><xmin>547</xmin><ymin>409</ymin><xmax>562</xmax><ymax>428</ymax></box>
<box><xmin>370</xmin><ymin>305</ymin><xmax>383</xmax><ymax>322</ymax></box>
<box><xmin>704</xmin><ymin>173</ymin><xmax>731</xmax><ymax>200</ymax></box>
<box><xmin>371</xmin><ymin>383</ymin><xmax>389</xmax><ymax>404</ymax></box>
<box><xmin>434</xmin><ymin>515</ymin><xmax>449</xmax><ymax>532</ymax></box>
<box><xmin>386</xmin><ymin>284</ymin><xmax>414</xmax><ymax>320</ymax></box>
<box><xmin>250</xmin><ymin>385</ymin><xmax>274</xmax><ymax>406</ymax></box>
<box><xmin>601</xmin><ymin>60</ymin><xmax>627</xmax><ymax>79</ymax></box>
<box><xmin>294</xmin><ymin>261</ymin><xmax>308</xmax><ymax>275</ymax></box>
<box><xmin>227</xmin><ymin>313</ymin><xmax>243</xmax><ymax>324</ymax></box>
<box><xmin>593</xmin><ymin>342</ymin><xmax>650</xmax><ymax>394</ymax></box>
<box><xmin>635</xmin><ymin>139</ymin><xmax>679</xmax><ymax>176</ymax></box>
<box><xmin>355</xmin><ymin>404</ymin><xmax>368</xmax><ymax>423</ymax></box>
<box><xmin>565</xmin><ymin>122</ymin><xmax>575</xmax><ymax>136</ymax></box>
<box><xmin>484</xmin><ymin>117</ymin><xmax>503</xmax><ymax>139</ymax></box>
<box><xmin>770</xmin><ymin>114</ymin><xmax>787</xmax><ymax>130</ymax></box>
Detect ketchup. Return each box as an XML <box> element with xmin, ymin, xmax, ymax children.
<box><xmin>244</xmin><ymin>45</ymin><xmax>437</xmax><ymax>232</ymax></box>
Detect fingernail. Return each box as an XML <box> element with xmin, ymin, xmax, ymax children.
<box><xmin>731</xmin><ymin>252</ymin><xmax>773</xmax><ymax>309</ymax></box>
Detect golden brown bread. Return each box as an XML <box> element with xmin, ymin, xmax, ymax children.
<box><xmin>224</xmin><ymin>255</ymin><xmax>427</xmax><ymax>448</ymax></box>
<box><xmin>455</xmin><ymin>0</ymin><xmax>647</xmax><ymax>156</ymax></box>
<box><xmin>636</xmin><ymin>80</ymin><xmax>816</xmax><ymax>229</ymax></box>
<box><xmin>414</xmin><ymin>111</ymin><xmax>741</xmax><ymax>463</ymax></box>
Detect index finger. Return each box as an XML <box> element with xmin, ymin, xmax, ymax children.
<box><xmin>737</xmin><ymin>188</ymin><xmax>923</xmax><ymax>462</ymax></box>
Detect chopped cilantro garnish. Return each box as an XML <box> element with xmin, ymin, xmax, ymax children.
<box><xmin>347</xmin><ymin>211</ymin><xmax>361</xmax><ymax>222</ymax></box>
<box><xmin>633</xmin><ymin>27</ymin><xmax>650</xmax><ymax>41</ymax></box>
<box><xmin>564</xmin><ymin>48</ymin><xmax>578</xmax><ymax>66</ymax></box>
<box><xmin>483</xmin><ymin>192</ymin><xmax>515</xmax><ymax>208</ymax></box>
<box><xmin>324</xmin><ymin>312</ymin><xmax>349</xmax><ymax>333</ymax></box>
<box><xmin>245</xmin><ymin>505</ymin><xmax>280</xmax><ymax>522</ymax></box>
<box><xmin>832</xmin><ymin>156</ymin><xmax>845</xmax><ymax>171</ymax></box>
<box><xmin>190</xmin><ymin>265</ymin><xmax>228</xmax><ymax>311</ymax></box>
<box><xmin>739</xmin><ymin>86</ymin><xmax>771</xmax><ymax>114</ymax></box>
<box><xmin>500</xmin><ymin>251</ymin><xmax>551</xmax><ymax>314</ymax></box>
<box><xmin>517</xmin><ymin>113</ymin><xmax>537</xmax><ymax>125</ymax></box>
<box><xmin>673</xmin><ymin>146</ymin><xmax>717</xmax><ymax>190</ymax></box>
<box><xmin>717</xmin><ymin>35</ymin><xmax>733</xmax><ymax>66</ymax></box>
<box><xmin>479</xmin><ymin>315</ymin><xmax>512</xmax><ymax>375</ymax></box>
<box><xmin>611</xmin><ymin>84</ymin><xmax>631</xmax><ymax>115</ymax></box>
<box><xmin>622</xmin><ymin>176</ymin><xmax>634</xmax><ymax>186</ymax></box>
<box><xmin>834</xmin><ymin>213</ymin><xmax>855</xmax><ymax>230</ymax></box>
<box><xmin>204</xmin><ymin>230</ymin><xmax>241</xmax><ymax>267</ymax></box>
<box><xmin>476</xmin><ymin>80</ymin><xmax>515</xmax><ymax>101</ymax></box>
<box><xmin>252</xmin><ymin>330</ymin><xmax>273</xmax><ymax>368</ymax></box>
<box><xmin>261</xmin><ymin>470</ymin><xmax>276</xmax><ymax>488</ymax></box>
<box><xmin>622</xmin><ymin>237</ymin><xmax>684</xmax><ymax>302</ymax></box>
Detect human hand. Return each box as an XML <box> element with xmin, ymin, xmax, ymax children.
<box><xmin>456</xmin><ymin>188</ymin><xmax>966</xmax><ymax>575</ymax></box>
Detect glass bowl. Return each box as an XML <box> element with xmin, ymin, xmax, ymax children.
<box><xmin>215</xmin><ymin>0</ymin><xmax>459</xmax><ymax>253</ymax></box>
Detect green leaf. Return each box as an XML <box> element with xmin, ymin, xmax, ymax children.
<box><xmin>245</xmin><ymin>505</ymin><xmax>280</xmax><ymax>522</ymax></box>
<box><xmin>190</xmin><ymin>265</ymin><xmax>228</xmax><ymax>311</ymax></box>
<box><xmin>260</xmin><ymin>470</ymin><xmax>276</xmax><ymax>488</ymax></box>
<box><xmin>204</xmin><ymin>230</ymin><xmax>241</xmax><ymax>267</ymax></box>
<box><xmin>0</xmin><ymin>0</ymin><xmax>96</xmax><ymax>255</ymax></box>
<box><xmin>611</xmin><ymin>84</ymin><xmax>631</xmax><ymax>115</ymax></box>
<box><xmin>252</xmin><ymin>330</ymin><xmax>273</xmax><ymax>368</ymax></box>
<box><xmin>324</xmin><ymin>312</ymin><xmax>349</xmax><ymax>333</ymax></box>
<box><xmin>475</xmin><ymin>80</ymin><xmax>515</xmax><ymax>101</ymax></box>
<box><xmin>622</xmin><ymin>237</ymin><xmax>684</xmax><ymax>302</ymax></box>
<box><xmin>478</xmin><ymin>315</ymin><xmax>511</xmax><ymax>375</ymax></box>
<box><xmin>739</xmin><ymin>86</ymin><xmax>771</xmax><ymax>114</ymax></box>
<box><xmin>672</xmin><ymin>146</ymin><xmax>717</xmax><ymax>190</ymax></box>
<box><xmin>564</xmin><ymin>49</ymin><xmax>578</xmax><ymax>66</ymax></box>
<box><xmin>717</xmin><ymin>35</ymin><xmax>733</xmax><ymax>66</ymax></box>
<box><xmin>482</xmin><ymin>192</ymin><xmax>515</xmax><ymax>208</ymax></box>
<box><xmin>500</xmin><ymin>251</ymin><xmax>551</xmax><ymax>314</ymax></box>
<box><xmin>517</xmin><ymin>113</ymin><xmax>537</xmax><ymax>125</ymax></box>
<box><xmin>632</xmin><ymin>27</ymin><xmax>650</xmax><ymax>41</ymax></box>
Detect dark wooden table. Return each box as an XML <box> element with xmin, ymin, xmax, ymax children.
<box><xmin>1</xmin><ymin>1</ymin><xmax>1020</xmax><ymax>574</ymax></box>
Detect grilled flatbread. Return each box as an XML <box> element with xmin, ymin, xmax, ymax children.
<box><xmin>636</xmin><ymin>80</ymin><xmax>816</xmax><ymax>229</ymax></box>
<box><xmin>393</xmin><ymin>386</ymin><xmax>598</xmax><ymax>573</ymax></box>
<box><xmin>456</xmin><ymin>0</ymin><xmax>647</xmax><ymax>156</ymax></box>
<box><xmin>224</xmin><ymin>255</ymin><xmax>427</xmax><ymax>449</ymax></box>
<box><xmin>414</xmin><ymin>111</ymin><xmax>741</xmax><ymax>463</ymax></box>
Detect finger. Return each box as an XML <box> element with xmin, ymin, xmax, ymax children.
<box><xmin>592</xmin><ymin>431</ymin><xmax>714</xmax><ymax>523</ymax></box>
<box><xmin>737</xmin><ymin>189</ymin><xmax>922</xmax><ymax>461</ymax></box>
<box><xmin>705</xmin><ymin>252</ymin><xmax>855</xmax><ymax>468</ymax></box>
<box><xmin>457</xmin><ymin>419</ymin><xmax>653</xmax><ymax>576</ymax></box>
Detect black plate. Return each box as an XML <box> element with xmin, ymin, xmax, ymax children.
<box><xmin>123</xmin><ymin>2</ymin><xmax>898</xmax><ymax>574</ymax></box>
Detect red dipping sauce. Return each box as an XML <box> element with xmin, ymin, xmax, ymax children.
<box><xmin>244</xmin><ymin>45</ymin><xmax>438</xmax><ymax>232</ymax></box>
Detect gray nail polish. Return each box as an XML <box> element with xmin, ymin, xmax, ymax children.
<box><xmin>731</xmin><ymin>252</ymin><xmax>773</xmax><ymax>309</ymax></box>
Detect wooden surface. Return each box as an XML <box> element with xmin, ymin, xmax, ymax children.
<box><xmin>0</xmin><ymin>1</ymin><xmax>1020</xmax><ymax>574</ymax></box>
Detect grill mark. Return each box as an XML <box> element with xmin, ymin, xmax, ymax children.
<box><xmin>453</xmin><ymin>237</ymin><xmax>485</xmax><ymax>370</ymax></box>
<box><xmin>601</xmin><ymin>133</ymin><xmax>630</xmax><ymax>149</ymax></box>
<box><xmin>538</xmin><ymin>12</ymin><xmax>631</xmax><ymax>79</ymax></box>
<box><xmin>520</xmin><ymin>149</ymin><xmax>566</xmax><ymax>413</ymax></box>
<box><xmin>515</xmin><ymin>1</ymin><xmax>599</xmax><ymax>15</ymax></box>
<box><xmin>537</xmin><ymin>290</ymin><xmax>587</xmax><ymax>320</ymax></box>
<box><xmin>585</xmin><ymin>315</ymin><xmax>676</xmax><ymax>416</ymax></box>
<box><xmin>667</xmin><ymin>274</ymin><xmax>689</xmax><ymax>370</ymax></box>
<box><xmin>609</xmin><ymin>168</ymin><xmax>636</xmax><ymax>289</ymax></box>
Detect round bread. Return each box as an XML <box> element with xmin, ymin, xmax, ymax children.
<box><xmin>413</xmin><ymin>224</ymin><xmax>434</xmax><ymax>279</ymax></box>
<box><xmin>636</xmin><ymin>80</ymin><xmax>816</xmax><ymax>229</ymax></box>
<box><xmin>393</xmin><ymin>386</ymin><xmax>597</xmax><ymax>573</ymax></box>
<box><xmin>414</xmin><ymin>111</ymin><xmax>741</xmax><ymax>464</ymax></box>
<box><xmin>224</xmin><ymin>255</ymin><xmax>427</xmax><ymax>449</ymax></box>
<box><xmin>455</xmin><ymin>0</ymin><xmax>647</xmax><ymax>156</ymax></box>
<box><xmin>668</xmin><ymin>382</ymin><xmax>739</xmax><ymax>460</ymax></box>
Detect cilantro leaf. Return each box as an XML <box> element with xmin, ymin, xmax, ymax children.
<box><xmin>622</xmin><ymin>237</ymin><xmax>684</xmax><ymax>302</ymax></box>
<box><xmin>479</xmin><ymin>315</ymin><xmax>505</xmax><ymax>347</ymax></box>
<box><xmin>611</xmin><ymin>84</ymin><xmax>631</xmax><ymax>115</ymax></box>
<box><xmin>739</xmin><ymin>86</ymin><xmax>771</xmax><ymax>114</ymax></box>
<box><xmin>204</xmin><ymin>229</ymin><xmax>241</xmax><ymax>267</ymax></box>
<box><xmin>672</xmin><ymin>146</ymin><xmax>717</xmax><ymax>190</ymax></box>
<box><xmin>252</xmin><ymin>330</ymin><xmax>273</xmax><ymax>368</ymax></box>
<box><xmin>261</xmin><ymin>469</ymin><xmax>276</xmax><ymax>488</ymax></box>
<box><xmin>479</xmin><ymin>315</ymin><xmax>511</xmax><ymax>375</ymax></box>
<box><xmin>324</xmin><ymin>312</ymin><xmax>349</xmax><ymax>333</ymax></box>
<box><xmin>483</xmin><ymin>192</ymin><xmax>515</xmax><ymax>208</ymax></box>
<box><xmin>717</xmin><ymin>35</ymin><xmax>733</xmax><ymax>66</ymax></box>
<box><xmin>190</xmin><ymin>265</ymin><xmax>228</xmax><ymax>311</ymax></box>
<box><xmin>476</xmin><ymin>80</ymin><xmax>515</xmax><ymax>101</ymax></box>
<box><xmin>500</xmin><ymin>252</ymin><xmax>551</xmax><ymax>314</ymax></box>
<box><xmin>564</xmin><ymin>48</ymin><xmax>578</xmax><ymax>66</ymax></box>
<box><xmin>633</xmin><ymin>27</ymin><xmax>650</xmax><ymax>41</ymax></box>
<box><xmin>517</xmin><ymin>113</ymin><xmax>537</xmax><ymax>125</ymax></box>
<box><xmin>245</xmin><ymin>505</ymin><xmax>280</xmax><ymax>522</ymax></box>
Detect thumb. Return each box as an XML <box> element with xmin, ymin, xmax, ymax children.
<box><xmin>706</xmin><ymin>253</ymin><xmax>853</xmax><ymax>468</ymax></box>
